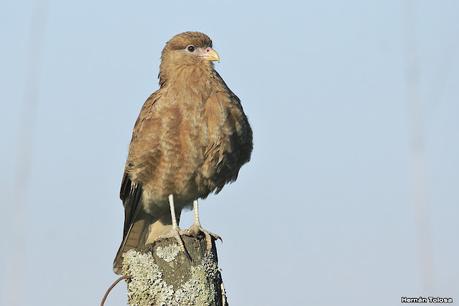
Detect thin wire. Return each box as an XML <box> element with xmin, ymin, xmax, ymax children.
<box><xmin>100</xmin><ymin>276</ymin><xmax>130</xmax><ymax>306</ymax></box>
<box><xmin>402</xmin><ymin>0</ymin><xmax>434</xmax><ymax>293</ymax></box>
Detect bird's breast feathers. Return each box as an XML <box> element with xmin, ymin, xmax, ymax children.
<box><xmin>126</xmin><ymin>77</ymin><xmax>252</xmax><ymax>204</ymax></box>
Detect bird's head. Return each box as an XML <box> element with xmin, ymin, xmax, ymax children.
<box><xmin>159</xmin><ymin>32</ymin><xmax>220</xmax><ymax>85</ymax></box>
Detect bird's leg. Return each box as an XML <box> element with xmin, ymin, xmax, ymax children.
<box><xmin>192</xmin><ymin>199</ymin><xmax>201</xmax><ymax>227</ymax></box>
<box><xmin>170</xmin><ymin>194</ymin><xmax>179</xmax><ymax>229</ymax></box>
<box><xmin>156</xmin><ymin>194</ymin><xmax>191</xmax><ymax>259</ymax></box>
<box><xmin>185</xmin><ymin>199</ymin><xmax>221</xmax><ymax>251</ymax></box>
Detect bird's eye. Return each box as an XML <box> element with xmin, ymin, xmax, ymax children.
<box><xmin>187</xmin><ymin>45</ymin><xmax>196</xmax><ymax>52</ymax></box>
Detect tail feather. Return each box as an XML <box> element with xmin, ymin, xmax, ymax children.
<box><xmin>113</xmin><ymin>214</ymin><xmax>150</xmax><ymax>274</ymax></box>
<box><xmin>113</xmin><ymin>174</ymin><xmax>173</xmax><ymax>274</ymax></box>
<box><xmin>113</xmin><ymin>174</ymin><xmax>145</xmax><ymax>274</ymax></box>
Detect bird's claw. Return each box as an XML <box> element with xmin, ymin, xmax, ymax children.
<box><xmin>184</xmin><ymin>224</ymin><xmax>222</xmax><ymax>252</ymax></box>
<box><xmin>157</xmin><ymin>227</ymin><xmax>192</xmax><ymax>260</ymax></box>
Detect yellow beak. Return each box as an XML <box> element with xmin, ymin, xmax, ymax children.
<box><xmin>205</xmin><ymin>48</ymin><xmax>220</xmax><ymax>62</ymax></box>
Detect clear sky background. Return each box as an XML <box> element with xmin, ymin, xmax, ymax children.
<box><xmin>1</xmin><ymin>0</ymin><xmax>458</xmax><ymax>305</ymax></box>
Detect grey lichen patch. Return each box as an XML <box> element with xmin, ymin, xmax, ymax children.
<box><xmin>155</xmin><ymin>244</ymin><xmax>180</xmax><ymax>263</ymax></box>
<box><xmin>122</xmin><ymin>237</ymin><xmax>225</xmax><ymax>306</ymax></box>
<box><xmin>202</xmin><ymin>253</ymin><xmax>219</xmax><ymax>279</ymax></box>
<box><xmin>173</xmin><ymin>252</ymin><xmax>221</xmax><ymax>305</ymax></box>
<box><xmin>174</xmin><ymin>264</ymin><xmax>217</xmax><ymax>305</ymax></box>
<box><xmin>122</xmin><ymin>249</ymin><xmax>174</xmax><ymax>305</ymax></box>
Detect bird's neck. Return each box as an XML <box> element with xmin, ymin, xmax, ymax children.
<box><xmin>159</xmin><ymin>62</ymin><xmax>215</xmax><ymax>96</ymax></box>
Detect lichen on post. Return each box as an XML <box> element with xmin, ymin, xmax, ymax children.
<box><xmin>122</xmin><ymin>235</ymin><xmax>228</xmax><ymax>306</ymax></box>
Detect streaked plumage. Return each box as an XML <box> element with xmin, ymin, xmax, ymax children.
<box><xmin>113</xmin><ymin>32</ymin><xmax>252</xmax><ymax>273</ymax></box>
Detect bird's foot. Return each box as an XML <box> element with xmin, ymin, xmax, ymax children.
<box><xmin>156</xmin><ymin>227</ymin><xmax>191</xmax><ymax>260</ymax></box>
<box><xmin>184</xmin><ymin>223</ymin><xmax>222</xmax><ymax>252</ymax></box>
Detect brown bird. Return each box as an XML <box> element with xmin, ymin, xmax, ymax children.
<box><xmin>113</xmin><ymin>32</ymin><xmax>253</xmax><ymax>274</ymax></box>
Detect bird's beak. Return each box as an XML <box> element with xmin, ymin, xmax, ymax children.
<box><xmin>204</xmin><ymin>48</ymin><xmax>220</xmax><ymax>62</ymax></box>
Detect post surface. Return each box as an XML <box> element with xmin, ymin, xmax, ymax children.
<box><xmin>122</xmin><ymin>235</ymin><xmax>228</xmax><ymax>306</ymax></box>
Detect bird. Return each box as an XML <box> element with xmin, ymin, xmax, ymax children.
<box><xmin>113</xmin><ymin>31</ymin><xmax>253</xmax><ymax>274</ymax></box>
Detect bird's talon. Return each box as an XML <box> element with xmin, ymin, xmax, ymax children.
<box><xmin>157</xmin><ymin>227</ymin><xmax>192</xmax><ymax>260</ymax></box>
<box><xmin>185</xmin><ymin>224</ymin><xmax>221</xmax><ymax>251</ymax></box>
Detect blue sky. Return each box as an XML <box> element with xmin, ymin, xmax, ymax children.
<box><xmin>1</xmin><ymin>0</ymin><xmax>458</xmax><ymax>305</ymax></box>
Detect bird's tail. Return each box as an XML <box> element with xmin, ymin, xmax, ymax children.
<box><xmin>113</xmin><ymin>175</ymin><xmax>177</xmax><ymax>274</ymax></box>
<box><xmin>113</xmin><ymin>211</ymin><xmax>154</xmax><ymax>274</ymax></box>
<box><xmin>113</xmin><ymin>176</ymin><xmax>153</xmax><ymax>274</ymax></box>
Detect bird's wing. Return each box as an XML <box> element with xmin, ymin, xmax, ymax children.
<box><xmin>119</xmin><ymin>172</ymin><xmax>142</xmax><ymax>238</ymax></box>
<box><xmin>113</xmin><ymin>91</ymin><xmax>161</xmax><ymax>274</ymax></box>
<box><xmin>203</xmin><ymin>73</ymin><xmax>253</xmax><ymax>192</ymax></box>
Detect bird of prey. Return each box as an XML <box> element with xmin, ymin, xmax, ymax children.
<box><xmin>113</xmin><ymin>32</ymin><xmax>253</xmax><ymax>274</ymax></box>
